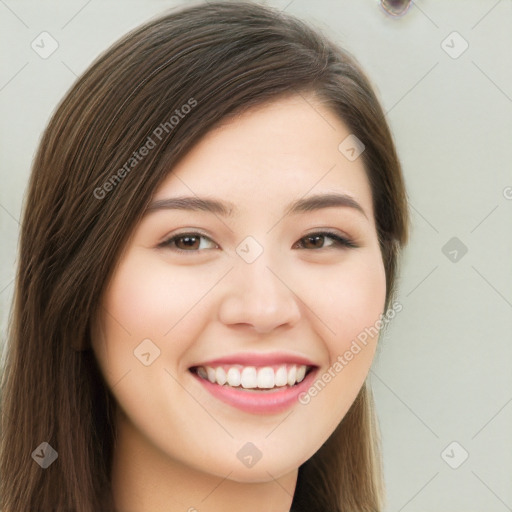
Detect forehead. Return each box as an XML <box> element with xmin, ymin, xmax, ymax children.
<box><xmin>152</xmin><ymin>94</ymin><xmax>374</xmax><ymax>223</ymax></box>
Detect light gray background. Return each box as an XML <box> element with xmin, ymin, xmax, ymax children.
<box><xmin>1</xmin><ymin>1</ymin><xmax>511</xmax><ymax>510</ymax></box>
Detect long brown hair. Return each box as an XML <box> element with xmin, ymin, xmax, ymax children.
<box><xmin>0</xmin><ymin>2</ymin><xmax>409</xmax><ymax>510</ymax></box>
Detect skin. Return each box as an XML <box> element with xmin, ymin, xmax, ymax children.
<box><xmin>91</xmin><ymin>92</ymin><xmax>387</xmax><ymax>512</ymax></box>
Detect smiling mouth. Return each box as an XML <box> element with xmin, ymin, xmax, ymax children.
<box><xmin>189</xmin><ymin>364</ymin><xmax>315</xmax><ymax>392</ymax></box>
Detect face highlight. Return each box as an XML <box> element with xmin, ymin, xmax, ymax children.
<box><xmin>91</xmin><ymin>93</ymin><xmax>386</xmax><ymax>502</ymax></box>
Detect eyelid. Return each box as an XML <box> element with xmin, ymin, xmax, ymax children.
<box><xmin>157</xmin><ymin>229</ymin><xmax>219</xmax><ymax>251</ymax></box>
<box><xmin>302</xmin><ymin>227</ymin><xmax>351</xmax><ymax>240</ymax></box>
<box><xmin>297</xmin><ymin>229</ymin><xmax>358</xmax><ymax>249</ymax></box>
<box><xmin>158</xmin><ymin>228</ymin><xmax>214</xmax><ymax>244</ymax></box>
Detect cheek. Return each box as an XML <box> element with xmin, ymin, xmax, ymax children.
<box><xmin>301</xmin><ymin>250</ymin><xmax>387</xmax><ymax>356</ymax></box>
<box><xmin>103</xmin><ymin>250</ymin><xmax>212</xmax><ymax>335</ymax></box>
<box><xmin>94</xmin><ymin>251</ymin><xmax>215</xmax><ymax>376</ymax></box>
<box><xmin>105</xmin><ymin>257</ymin><xmax>177</xmax><ymax>336</ymax></box>
<box><xmin>299</xmin><ymin>252</ymin><xmax>386</xmax><ymax>412</ymax></box>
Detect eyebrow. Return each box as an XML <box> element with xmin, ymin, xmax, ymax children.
<box><xmin>145</xmin><ymin>192</ymin><xmax>368</xmax><ymax>220</ymax></box>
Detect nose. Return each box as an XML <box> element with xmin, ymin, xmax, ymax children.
<box><xmin>217</xmin><ymin>255</ymin><xmax>302</xmax><ymax>334</ymax></box>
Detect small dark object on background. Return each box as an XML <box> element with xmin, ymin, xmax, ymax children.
<box><xmin>380</xmin><ymin>0</ymin><xmax>412</xmax><ymax>17</ymax></box>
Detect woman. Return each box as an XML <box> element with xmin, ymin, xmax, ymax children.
<box><xmin>0</xmin><ymin>2</ymin><xmax>409</xmax><ymax>511</ymax></box>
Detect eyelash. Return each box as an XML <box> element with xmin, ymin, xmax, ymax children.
<box><xmin>159</xmin><ymin>230</ymin><xmax>358</xmax><ymax>253</ymax></box>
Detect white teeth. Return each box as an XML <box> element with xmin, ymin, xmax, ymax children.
<box><xmin>274</xmin><ymin>365</ymin><xmax>288</xmax><ymax>387</ymax></box>
<box><xmin>241</xmin><ymin>367</ymin><xmax>257</xmax><ymax>388</ymax></box>
<box><xmin>287</xmin><ymin>365</ymin><xmax>297</xmax><ymax>386</ymax></box>
<box><xmin>257</xmin><ymin>367</ymin><xmax>274</xmax><ymax>389</ymax></box>
<box><xmin>195</xmin><ymin>364</ymin><xmax>310</xmax><ymax>389</ymax></box>
<box><xmin>206</xmin><ymin>367</ymin><xmax>216</xmax><ymax>383</ymax></box>
<box><xmin>216</xmin><ymin>367</ymin><xmax>227</xmax><ymax>386</ymax></box>
<box><xmin>227</xmin><ymin>367</ymin><xmax>241</xmax><ymax>387</ymax></box>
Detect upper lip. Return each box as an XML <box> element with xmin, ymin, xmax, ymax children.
<box><xmin>190</xmin><ymin>352</ymin><xmax>318</xmax><ymax>368</ymax></box>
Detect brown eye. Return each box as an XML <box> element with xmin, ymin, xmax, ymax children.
<box><xmin>175</xmin><ymin>235</ymin><xmax>200</xmax><ymax>250</ymax></box>
<box><xmin>160</xmin><ymin>233</ymin><xmax>217</xmax><ymax>252</ymax></box>
<box><xmin>302</xmin><ymin>234</ymin><xmax>326</xmax><ymax>249</ymax></box>
<box><xmin>295</xmin><ymin>232</ymin><xmax>357</xmax><ymax>250</ymax></box>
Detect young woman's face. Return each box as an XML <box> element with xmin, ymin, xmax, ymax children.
<box><xmin>92</xmin><ymin>93</ymin><xmax>386</xmax><ymax>483</ymax></box>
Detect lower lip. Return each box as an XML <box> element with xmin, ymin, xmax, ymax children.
<box><xmin>190</xmin><ymin>368</ymin><xmax>318</xmax><ymax>414</ymax></box>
